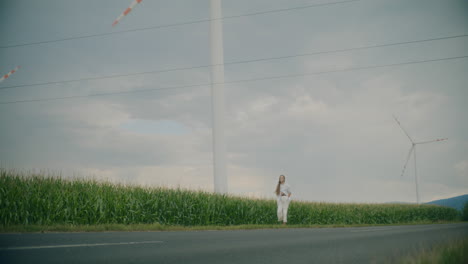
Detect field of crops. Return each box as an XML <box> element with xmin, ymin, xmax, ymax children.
<box><xmin>0</xmin><ymin>169</ymin><xmax>460</xmax><ymax>226</ymax></box>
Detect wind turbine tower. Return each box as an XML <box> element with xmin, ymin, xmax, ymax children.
<box><xmin>210</xmin><ymin>0</ymin><xmax>228</xmax><ymax>194</ymax></box>
<box><xmin>393</xmin><ymin>116</ymin><xmax>447</xmax><ymax>204</ymax></box>
<box><xmin>111</xmin><ymin>0</ymin><xmax>228</xmax><ymax>194</ymax></box>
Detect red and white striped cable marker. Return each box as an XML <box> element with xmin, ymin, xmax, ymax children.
<box><xmin>0</xmin><ymin>66</ymin><xmax>20</xmax><ymax>83</ymax></box>
<box><xmin>112</xmin><ymin>0</ymin><xmax>143</xmax><ymax>27</ymax></box>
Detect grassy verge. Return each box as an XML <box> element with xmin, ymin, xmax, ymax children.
<box><xmin>389</xmin><ymin>238</ymin><xmax>468</xmax><ymax>264</ymax></box>
<box><xmin>1</xmin><ymin>221</ymin><xmax>462</xmax><ymax>233</ymax></box>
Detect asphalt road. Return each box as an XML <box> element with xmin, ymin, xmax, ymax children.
<box><xmin>1</xmin><ymin>223</ymin><xmax>467</xmax><ymax>264</ymax></box>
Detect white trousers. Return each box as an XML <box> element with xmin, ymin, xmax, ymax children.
<box><xmin>277</xmin><ymin>196</ymin><xmax>290</xmax><ymax>223</ymax></box>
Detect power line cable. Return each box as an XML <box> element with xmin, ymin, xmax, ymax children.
<box><xmin>1</xmin><ymin>33</ymin><xmax>466</xmax><ymax>91</ymax></box>
<box><xmin>0</xmin><ymin>0</ymin><xmax>361</xmax><ymax>49</ymax></box>
<box><xmin>1</xmin><ymin>54</ymin><xmax>466</xmax><ymax>105</ymax></box>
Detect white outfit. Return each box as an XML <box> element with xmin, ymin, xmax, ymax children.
<box><xmin>276</xmin><ymin>183</ymin><xmax>292</xmax><ymax>223</ymax></box>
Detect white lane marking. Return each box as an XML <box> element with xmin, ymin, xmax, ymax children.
<box><xmin>350</xmin><ymin>229</ymin><xmax>382</xmax><ymax>232</ymax></box>
<box><xmin>1</xmin><ymin>241</ymin><xmax>163</xmax><ymax>251</ymax></box>
<box><xmin>350</xmin><ymin>227</ymin><xmax>395</xmax><ymax>233</ymax></box>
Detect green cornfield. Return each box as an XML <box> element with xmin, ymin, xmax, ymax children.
<box><xmin>0</xmin><ymin>169</ymin><xmax>460</xmax><ymax>226</ymax></box>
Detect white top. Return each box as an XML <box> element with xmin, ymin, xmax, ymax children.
<box><xmin>277</xmin><ymin>183</ymin><xmax>292</xmax><ymax>198</ymax></box>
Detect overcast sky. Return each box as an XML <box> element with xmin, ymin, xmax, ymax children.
<box><xmin>1</xmin><ymin>0</ymin><xmax>467</xmax><ymax>203</ymax></box>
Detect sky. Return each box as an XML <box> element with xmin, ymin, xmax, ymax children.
<box><xmin>0</xmin><ymin>0</ymin><xmax>467</xmax><ymax>203</ymax></box>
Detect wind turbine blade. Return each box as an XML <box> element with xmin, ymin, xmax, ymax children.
<box><xmin>400</xmin><ymin>145</ymin><xmax>415</xmax><ymax>177</ymax></box>
<box><xmin>393</xmin><ymin>115</ymin><xmax>414</xmax><ymax>143</ymax></box>
<box><xmin>112</xmin><ymin>0</ymin><xmax>143</xmax><ymax>27</ymax></box>
<box><xmin>416</xmin><ymin>138</ymin><xmax>448</xmax><ymax>145</ymax></box>
<box><xmin>0</xmin><ymin>66</ymin><xmax>20</xmax><ymax>83</ymax></box>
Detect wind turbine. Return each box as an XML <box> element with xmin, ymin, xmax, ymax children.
<box><xmin>0</xmin><ymin>66</ymin><xmax>21</xmax><ymax>83</ymax></box>
<box><xmin>111</xmin><ymin>0</ymin><xmax>228</xmax><ymax>194</ymax></box>
<box><xmin>210</xmin><ymin>0</ymin><xmax>228</xmax><ymax>194</ymax></box>
<box><xmin>393</xmin><ymin>116</ymin><xmax>447</xmax><ymax>204</ymax></box>
<box><xmin>112</xmin><ymin>0</ymin><xmax>143</xmax><ymax>27</ymax></box>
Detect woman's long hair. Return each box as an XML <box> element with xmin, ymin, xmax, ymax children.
<box><xmin>275</xmin><ymin>175</ymin><xmax>285</xmax><ymax>195</ymax></box>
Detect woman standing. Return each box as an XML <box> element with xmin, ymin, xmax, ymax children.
<box><xmin>275</xmin><ymin>175</ymin><xmax>292</xmax><ymax>225</ymax></box>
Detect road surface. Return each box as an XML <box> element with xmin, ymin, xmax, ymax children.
<box><xmin>1</xmin><ymin>223</ymin><xmax>467</xmax><ymax>263</ymax></box>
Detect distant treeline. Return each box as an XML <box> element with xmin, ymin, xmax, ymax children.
<box><xmin>0</xmin><ymin>170</ymin><xmax>460</xmax><ymax>226</ymax></box>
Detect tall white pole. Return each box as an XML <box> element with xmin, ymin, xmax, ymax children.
<box><xmin>413</xmin><ymin>145</ymin><xmax>419</xmax><ymax>204</ymax></box>
<box><xmin>210</xmin><ymin>0</ymin><xmax>227</xmax><ymax>194</ymax></box>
